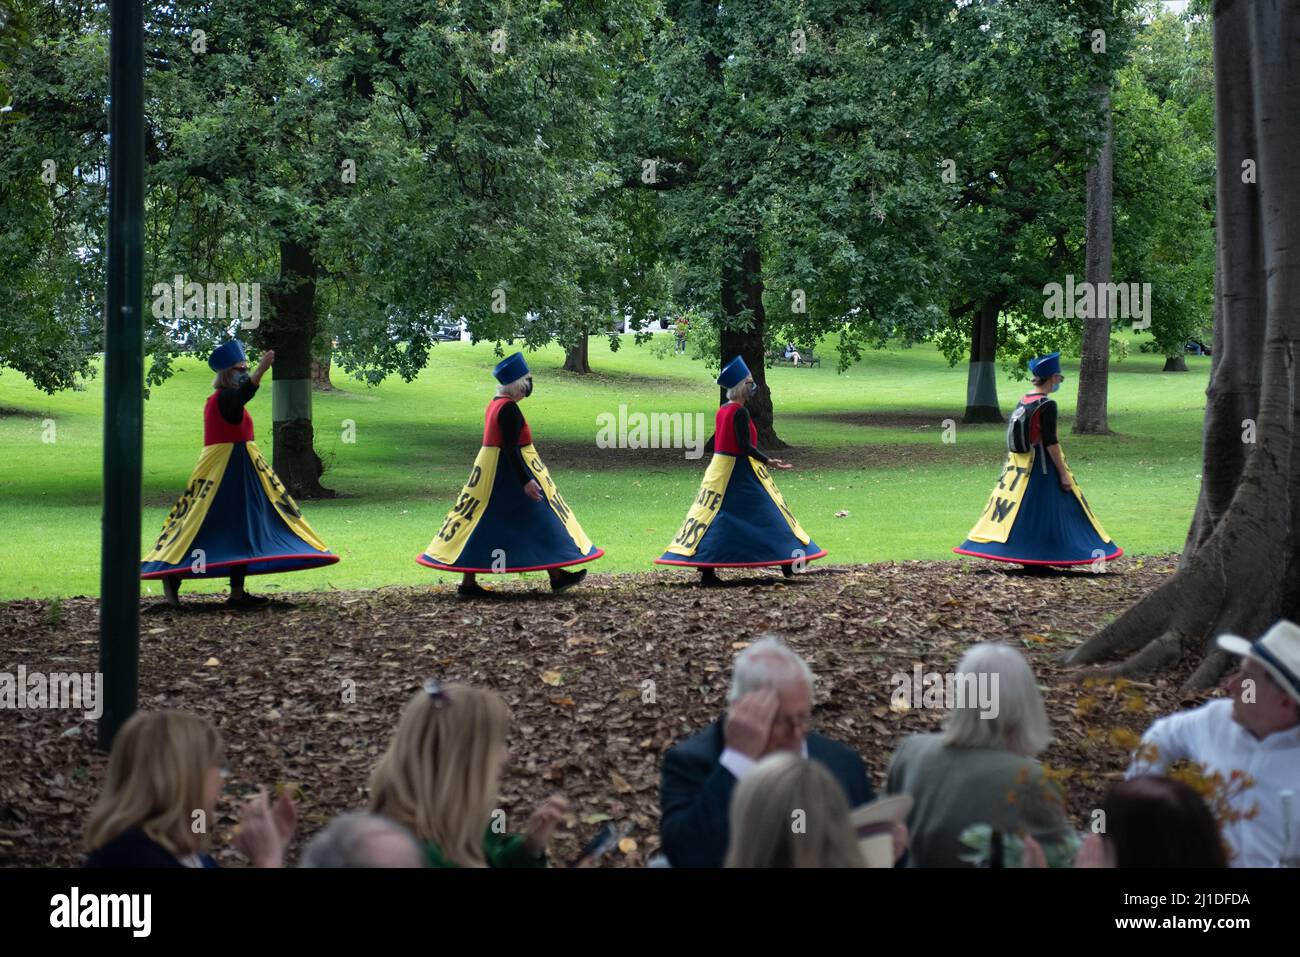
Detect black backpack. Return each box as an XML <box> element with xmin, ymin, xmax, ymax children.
<box><xmin>1006</xmin><ymin>395</ymin><xmax>1050</xmax><ymax>453</ymax></box>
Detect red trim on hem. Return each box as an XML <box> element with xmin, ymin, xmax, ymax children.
<box><xmin>141</xmin><ymin>553</ymin><xmax>340</xmax><ymax>579</ymax></box>
<box><xmin>951</xmin><ymin>546</ymin><xmax>1124</xmax><ymax>566</ymax></box>
<box><xmin>654</xmin><ymin>549</ymin><xmax>829</xmax><ymax>569</ymax></box>
<box><xmin>415</xmin><ymin>548</ymin><xmax>604</xmax><ymax>574</ymax></box>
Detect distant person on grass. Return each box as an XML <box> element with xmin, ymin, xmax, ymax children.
<box><xmin>369</xmin><ymin>681</ymin><xmax>570</xmax><ymax>867</ymax></box>
<box><xmin>660</xmin><ymin>636</ymin><xmax>875</xmax><ymax>866</ymax></box>
<box><xmin>675</xmin><ymin>315</ymin><xmax>689</xmax><ymax>354</ymax></box>
<box><xmin>84</xmin><ymin>710</ymin><xmax>296</xmax><ymax>868</ymax></box>
<box><xmin>1124</xmin><ymin>620</ymin><xmax>1300</xmax><ymax>867</ymax></box>
<box><xmin>416</xmin><ymin>352</ymin><xmax>602</xmax><ymax>597</ymax></box>
<box><xmin>783</xmin><ymin>343</ymin><xmax>802</xmax><ymax>366</ymax></box>
<box><xmin>139</xmin><ymin>340</ymin><xmax>339</xmax><ymax>607</ymax></box>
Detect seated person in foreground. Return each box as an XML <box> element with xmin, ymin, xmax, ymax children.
<box><xmin>1023</xmin><ymin>775</ymin><xmax>1227</xmax><ymax>868</ymax></box>
<box><xmin>660</xmin><ymin>635</ymin><xmax>875</xmax><ymax>867</ymax></box>
<box><xmin>1125</xmin><ymin>620</ymin><xmax>1300</xmax><ymax>867</ymax></box>
<box><xmin>886</xmin><ymin>643</ymin><xmax>1069</xmax><ymax>867</ymax></box>
<box><xmin>369</xmin><ymin>680</ymin><xmax>570</xmax><ymax>867</ymax></box>
<box><xmin>83</xmin><ymin>710</ymin><xmax>295</xmax><ymax>868</ymax></box>
<box><xmin>725</xmin><ymin>752</ymin><xmax>866</xmax><ymax>867</ymax></box>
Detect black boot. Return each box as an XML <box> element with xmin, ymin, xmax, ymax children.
<box><xmin>163</xmin><ymin>576</ymin><xmax>182</xmax><ymax>607</ymax></box>
<box><xmin>550</xmin><ymin>568</ymin><xmax>588</xmax><ymax>593</ymax></box>
<box><xmin>699</xmin><ymin>568</ymin><xmax>723</xmax><ymax>587</ymax></box>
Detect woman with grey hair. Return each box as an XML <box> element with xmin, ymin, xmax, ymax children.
<box><xmin>884</xmin><ymin>642</ymin><xmax>1069</xmax><ymax>867</ymax></box>
<box><xmin>418</xmin><ymin>351</ymin><xmax>602</xmax><ymax>596</ymax></box>
<box><xmin>655</xmin><ymin>355</ymin><xmax>826</xmax><ymax>585</ymax></box>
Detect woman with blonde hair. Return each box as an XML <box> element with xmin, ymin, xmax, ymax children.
<box><xmin>84</xmin><ymin>710</ymin><xmax>295</xmax><ymax>867</ymax></box>
<box><xmin>724</xmin><ymin>752</ymin><xmax>865</xmax><ymax>868</ymax></box>
<box><xmin>369</xmin><ymin>681</ymin><xmax>570</xmax><ymax>867</ymax></box>
<box><xmin>886</xmin><ymin>642</ymin><xmax>1069</xmax><ymax>867</ymax></box>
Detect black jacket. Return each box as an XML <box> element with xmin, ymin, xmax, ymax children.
<box><xmin>83</xmin><ymin>827</ymin><xmax>217</xmax><ymax>868</ymax></box>
<box><xmin>660</xmin><ymin>719</ymin><xmax>875</xmax><ymax>867</ymax></box>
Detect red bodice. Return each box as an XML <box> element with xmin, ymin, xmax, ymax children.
<box><xmin>712</xmin><ymin>401</ymin><xmax>755</xmax><ymax>456</ymax></box>
<box><xmin>203</xmin><ymin>392</ymin><xmax>254</xmax><ymax>445</ymax></box>
<box><xmin>482</xmin><ymin>396</ymin><xmax>532</xmax><ymax>447</ymax></box>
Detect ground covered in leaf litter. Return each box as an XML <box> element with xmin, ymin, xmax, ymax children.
<box><xmin>0</xmin><ymin>556</ymin><xmax>1216</xmax><ymax>868</ymax></box>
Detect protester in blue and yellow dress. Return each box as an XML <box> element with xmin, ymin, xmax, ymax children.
<box><xmin>417</xmin><ymin>352</ymin><xmax>602</xmax><ymax>597</ymax></box>
<box><xmin>655</xmin><ymin>356</ymin><xmax>827</xmax><ymax>585</ymax></box>
<box><xmin>140</xmin><ymin>341</ymin><xmax>339</xmax><ymax>606</ymax></box>
<box><xmin>954</xmin><ymin>351</ymin><xmax>1122</xmax><ymax>567</ymax></box>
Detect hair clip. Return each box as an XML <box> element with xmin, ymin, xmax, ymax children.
<box><xmin>424</xmin><ymin>679</ymin><xmax>451</xmax><ymax>708</ymax></box>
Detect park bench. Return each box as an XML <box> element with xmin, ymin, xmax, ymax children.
<box><xmin>768</xmin><ymin>345</ymin><xmax>821</xmax><ymax>368</ymax></box>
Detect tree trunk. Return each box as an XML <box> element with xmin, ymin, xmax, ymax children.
<box><xmin>963</xmin><ymin>295</ymin><xmax>1004</xmax><ymax>423</ymax></box>
<box><xmin>1067</xmin><ymin>0</ymin><xmax>1296</xmax><ymax>692</ymax></box>
<box><xmin>311</xmin><ymin>351</ymin><xmax>335</xmax><ymax>391</ymax></box>
<box><xmin>1074</xmin><ymin>89</ymin><xmax>1114</xmax><ymax>436</ymax></box>
<box><xmin>263</xmin><ymin>240</ymin><xmax>332</xmax><ymax>499</ymax></box>
<box><xmin>1162</xmin><ymin>354</ymin><xmax>1188</xmax><ymax>372</ymax></box>
<box><xmin>720</xmin><ymin>239</ymin><xmax>785</xmax><ymax>449</ymax></box>
<box><xmin>562</xmin><ymin>335</ymin><xmax>591</xmax><ymax>374</ymax></box>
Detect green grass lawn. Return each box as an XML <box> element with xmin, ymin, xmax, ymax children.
<box><xmin>0</xmin><ymin>335</ymin><xmax>1207</xmax><ymax>599</ymax></box>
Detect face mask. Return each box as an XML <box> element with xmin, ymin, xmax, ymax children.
<box><xmin>748</xmin><ymin>381</ymin><xmax>758</xmax><ymax>397</ymax></box>
<box><xmin>1050</xmin><ymin>380</ymin><xmax>1061</xmax><ymax>393</ymax></box>
<box><xmin>236</xmin><ymin>371</ymin><xmax>251</xmax><ymax>387</ymax></box>
<box><xmin>523</xmin><ymin>379</ymin><xmax>534</xmax><ymax>398</ymax></box>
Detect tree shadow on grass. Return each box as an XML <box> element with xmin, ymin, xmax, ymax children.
<box><xmin>0</xmin><ymin>405</ymin><xmax>49</xmax><ymax>419</ymax></box>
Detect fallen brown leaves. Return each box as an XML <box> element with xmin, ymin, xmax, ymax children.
<box><xmin>0</xmin><ymin>556</ymin><xmax>1214</xmax><ymax>868</ymax></box>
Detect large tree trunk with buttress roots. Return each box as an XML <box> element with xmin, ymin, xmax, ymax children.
<box><xmin>262</xmin><ymin>240</ymin><xmax>333</xmax><ymax>499</ymax></box>
<box><xmin>1067</xmin><ymin>0</ymin><xmax>1299</xmax><ymax>691</ymax></box>
<box><xmin>720</xmin><ymin>240</ymin><xmax>785</xmax><ymax>449</ymax></box>
<box><xmin>963</xmin><ymin>295</ymin><xmax>1004</xmax><ymax>424</ymax></box>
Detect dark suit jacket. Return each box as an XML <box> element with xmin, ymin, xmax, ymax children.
<box><xmin>660</xmin><ymin>719</ymin><xmax>875</xmax><ymax>867</ymax></box>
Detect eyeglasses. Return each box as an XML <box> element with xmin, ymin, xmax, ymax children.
<box><xmin>772</xmin><ymin>712</ymin><xmax>812</xmax><ymax>734</ymax></box>
<box><xmin>424</xmin><ymin>679</ymin><xmax>451</xmax><ymax>708</ymax></box>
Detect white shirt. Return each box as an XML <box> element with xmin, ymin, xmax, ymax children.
<box><xmin>720</xmin><ymin>741</ymin><xmax>810</xmax><ymax>780</ymax></box>
<box><xmin>1127</xmin><ymin>698</ymin><xmax>1300</xmax><ymax>867</ymax></box>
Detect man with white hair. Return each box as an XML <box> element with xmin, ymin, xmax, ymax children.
<box><xmin>1126</xmin><ymin>619</ymin><xmax>1300</xmax><ymax>867</ymax></box>
<box><xmin>300</xmin><ymin>812</ymin><xmax>425</xmax><ymax>868</ymax></box>
<box><xmin>659</xmin><ymin>635</ymin><xmax>874</xmax><ymax>867</ymax></box>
